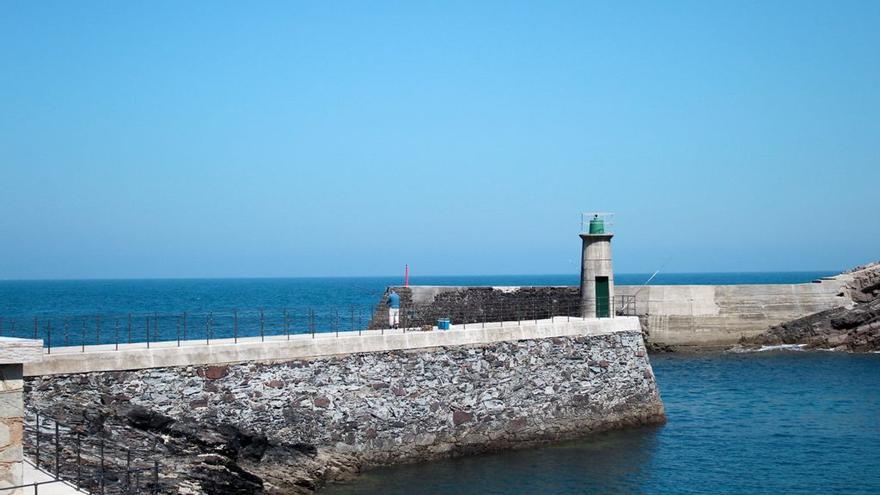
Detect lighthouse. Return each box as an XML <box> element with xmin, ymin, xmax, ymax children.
<box><xmin>579</xmin><ymin>213</ymin><xmax>615</xmax><ymax>318</ymax></box>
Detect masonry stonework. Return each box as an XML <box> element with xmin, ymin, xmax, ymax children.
<box><xmin>25</xmin><ymin>330</ymin><xmax>664</xmax><ymax>494</ymax></box>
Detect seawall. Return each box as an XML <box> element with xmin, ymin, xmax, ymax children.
<box><xmin>616</xmin><ymin>279</ymin><xmax>850</xmax><ymax>345</ymax></box>
<box><xmin>375</xmin><ymin>267</ymin><xmax>874</xmax><ymax>347</ymax></box>
<box><xmin>24</xmin><ymin>318</ymin><xmax>664</xmax><ymax>493</ymax></box>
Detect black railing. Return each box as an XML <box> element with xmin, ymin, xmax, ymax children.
<box><xmin>2</xmin><ymin>412</ymin><xmax>162</xmax><ymax>494</ymax></box>
<box><xmin>0</xmin><ymin>294</ymin><xmax>639</xmax><ymax>352</ymax></box>
<box><xmin>615</xmin><ymin>295</ymin><xmax>637</xmax><ymax>316</ymax></box>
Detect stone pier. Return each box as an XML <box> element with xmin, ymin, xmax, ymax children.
<box><xmin>23</xmin><ymin>318</ymin><xmax>664</xmax><ymax>493</ymax></box>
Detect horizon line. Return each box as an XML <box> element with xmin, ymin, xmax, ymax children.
<box><xmin>0</xmin><ymin>269</ymin><xmax>842</xmax><ymax>283</ymax></box>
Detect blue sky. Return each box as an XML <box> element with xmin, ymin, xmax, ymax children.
<box><xmin>1</xmin><ymin>1</ymin><xmax>878</xmax><ymax>279</ymax></box>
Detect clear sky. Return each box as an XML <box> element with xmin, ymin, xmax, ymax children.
<box><xmin>2</xmin><ymin>1</ymin><xmax>878</xmax><ymax>279</ymax></box>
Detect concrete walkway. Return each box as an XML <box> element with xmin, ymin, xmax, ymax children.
<box><xmin>24</xmin><ymin>316</ymin><xmax>639</xmax><ymax>376</ymax></box>
<box><xmin>20</xmin><ymin>458</ymin><xmax>86</xmax><ymax>494</ymax></box>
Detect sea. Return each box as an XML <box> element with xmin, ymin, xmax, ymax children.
<box><xmin>4</xmin><ymin>271</ymin><xmax>879</xmax><ymax>494</ymax></box>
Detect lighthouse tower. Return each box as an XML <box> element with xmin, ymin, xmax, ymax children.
<box><xmin>579</xmin><ymin>213</ymin><xmax>615</xmax><ymax>318</ymax></box>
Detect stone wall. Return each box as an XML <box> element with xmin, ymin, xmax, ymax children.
<box><xmin>25</xmin><ymin>330</ymin><xmax>663</xmax><ymax>494</ymax></box>
<box><xmin>368</xmin><ymin>286</ymin><xmax>581</xmax><ymax>330</ymax></box>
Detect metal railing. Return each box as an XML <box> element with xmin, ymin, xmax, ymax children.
<box><xmin>0</xmin><ymin>412</ymin><xmax>161</xmax><ymax>494</ymax></box>
<box><xmin>0</xmin><ymin>295</ymin><xmax>638</xmax><ymax>352</ymax></box>
<box><xmin>0</xmin><ymin>306</ymin><xmax>378</xmax><ymax>352</ymax></box>
<box><xmin>616</xmin><ymin>295</ymin><xmax>637</xmax><ymax>316</ymax></box>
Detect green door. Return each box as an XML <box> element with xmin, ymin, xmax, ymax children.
<box><xmin>596</xmin><ymin>277</ymin><xmax>610</xmax><ymax>318</ymax></box>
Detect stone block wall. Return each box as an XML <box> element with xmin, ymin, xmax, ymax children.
<box><xmin>368</xmin><ymin>286</ymin><xmax>581</xmax><ymax>330</ymax></box>
<box><xmin>25</xmin><ymin>330</ymin><xmax>664</xmax><ymax>493</ymax></box>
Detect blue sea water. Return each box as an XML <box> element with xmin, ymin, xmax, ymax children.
<box><xmin>324</xmin><ymin>352</ymin><xmax>880</xmax><ymax>495</ymax></box>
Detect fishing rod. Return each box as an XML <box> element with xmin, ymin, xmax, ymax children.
<box><xmin>633</xmin><ymin>256</ymin><xmax>672</xmax><ymax>297</ymax></box>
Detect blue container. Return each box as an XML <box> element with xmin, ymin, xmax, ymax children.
<box><xmin>437</xmin><ymin>318</ymin><xmax>451</xmax><ymax>330</ymax></box>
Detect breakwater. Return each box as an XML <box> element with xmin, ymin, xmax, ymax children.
<box><xmin>21</xmin><ymin>317</ymin><xmax>664</xmax><ymax>494</ymax></box>
<box><xmin>375</xmin><ymin>266</ymin><xmax>879</xmax><ymax>347</ymax></box>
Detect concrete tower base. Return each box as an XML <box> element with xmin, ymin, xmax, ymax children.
<box><xmin>580</xmin><ymin>233</ymin><xmax>614</xmax><ymax>318</ymax></box>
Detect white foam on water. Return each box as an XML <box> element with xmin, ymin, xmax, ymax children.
<box><xmin>726</xmin><ymin>344</ymin><xmax>806</xmax><ymax>353</ymax></box>
<box><xmin>756</xmin><ymin>344</ymin><xmax>806</xmax><ymax>352</ymax></box>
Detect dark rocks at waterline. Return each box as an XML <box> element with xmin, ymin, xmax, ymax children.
<box><xmin>738</xmin><ymin>262</ymin><xmax>880</xmax><ymax>353</ymax></box>
<box><xmin>747</xmin><ymin>293</ymin><xmax>880</xmax><ymax>353</ymax></box>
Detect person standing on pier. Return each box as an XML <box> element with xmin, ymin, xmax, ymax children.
<box><xmin>387</xmin><ymin>290</ymin><xmax>400</xmax><ymax>329</ymax></box>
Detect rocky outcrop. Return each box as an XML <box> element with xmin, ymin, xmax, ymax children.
<box><xmin>25</xmin><ymin>331</ymin><xmax>664</xmax><ymax>494</ymax></box>
<box><xmin>746</xmin><ymin>262</ymin><xmax>880</xmax><ymax>352</ymax></box>
<box><xmin>841</xmin><ymin>262</ymin><xmax>880</xmax><ymax>303</ymax></box>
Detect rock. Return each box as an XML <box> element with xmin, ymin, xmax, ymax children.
<box><xmin>199</xmin><ymin>365</ymin><xmax>230</xmax><ymax>380</ymax></box>
<box><xmin>314</xmin><ymin>396</ymin><xmax>331</xmax><ymax>408</ymax></box>
<box><xmin>452</xmin><ymin>410</ymin><xmax>473</xmax><ymax>426</ymax></box>
<box><xmin>124</xmin><ymin>404</ymin><xmax>175</xmax><ymax>430</ymax></box>
<box><xmin>749</xmin><ymin>279</ymin><xmax>880</xmax><ymax>353</ymax></box>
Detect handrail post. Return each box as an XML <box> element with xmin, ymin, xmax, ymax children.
<box><xmin>100</xmin><ymin>434</ymin><xmax>105</xmax><ymax>495</ymax></box>
<box><xmin>76</xmin><ymin>432</ymin><xmax>81</xmax><ymax>487</ymax></box>
<box><xmin>153</xmin><ymin>460</ymin><xmax>160</xmax><ymax>494</ymax></box>
<box><xmin>125</xmin><ymin>448</ymin><xmax>131</xmax><ymax>493</ymax></box>
<box><xmin>54</xmin><ymin>421</ymin><xmax>59</xmax><ymax>476</ymax></box>
<box><xmin>234</xmin><ymin>309</ymin><xmax>238</xmax><ymax>343</ymax></box>
<box><xmin>35</xmin><ymin>412</ymin><xmax>40</xmax><ymax>469</ymax></box>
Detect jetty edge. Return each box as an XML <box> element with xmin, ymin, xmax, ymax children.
<box><xmin>20</xmin><ymin>316</ymin><xmax>664</xmax><ymax>494</ymax></box>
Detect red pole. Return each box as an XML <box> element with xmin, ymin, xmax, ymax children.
<box><xmin>404</xmin><ymin>264</ymin><xmax>409</xmax><ymax>287</ymax></box>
